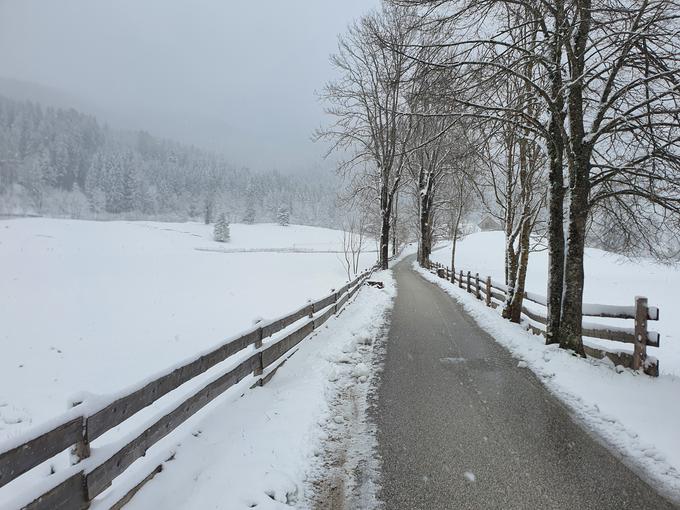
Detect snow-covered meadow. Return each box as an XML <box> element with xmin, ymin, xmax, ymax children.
<box><xmin>118</xmin><ymin>272</ymin><xmax>395</xmax><ymax>510</ymax></box>
<box><xmin>0</xmin><ymin>218</ymin><xmax>376</xmax><ymax>443</ymax></box>
<box><xmin>431</xmin><ymin>231</ymin><xmax>680</xmax><ymax>377</ymax></box>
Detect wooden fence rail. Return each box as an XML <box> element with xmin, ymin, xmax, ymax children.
<box><xmin>428</xmin><ymin>261</ymin><xmax>660</xmax><ymax>377</ymax></box>
<box><xmin>0</xmin><ymin>268</ymin><xmax>377</xmax><ymax>510</ymax></box>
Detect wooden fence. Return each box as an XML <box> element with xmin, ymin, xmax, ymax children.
<box><xmin>428</xmin><ymin>261</ymin><xmax>661</xmax><ymax>377</ymax></box>
<box><xmin>0</xmin><ymin>268</ymin><xmax>376</xmax><ymax>510</ymax></box>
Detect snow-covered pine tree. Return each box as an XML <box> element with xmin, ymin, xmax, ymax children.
<box><xmin>213</xmin><ymin>213</ymin><xmax>230</xmax><ymax>242</ymax></box>
<box><xmin>204</xmin><ymin>195</ymin><xmax>214</xmax><ymax>224</ymax></box>
<box><xmin>243</xmin><ymin>205</ymin><xmax>255</xmax><ymax>224</ymax></box>
<box><xmin>277</xmin><ymin>205</ymin><xmax>290</xmax><ymax>226</ymax></box>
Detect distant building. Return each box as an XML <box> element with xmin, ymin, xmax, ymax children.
<box><xmin>478</xmin><ymin>215</ymin><xmax>502</xmax><ymax>232</ymax></box>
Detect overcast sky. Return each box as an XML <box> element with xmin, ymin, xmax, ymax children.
<box><xmin>0</xmin><ymin>0</ymin><xmax>378</xmax><ymax>172</ymax></box>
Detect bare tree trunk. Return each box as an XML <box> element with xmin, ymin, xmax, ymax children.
<box><xmin>507</xmin><ymin>216</ymin><xmax>531</xmax><ymax>323</ymax></box>
<box><xmin>545</xmin><ymin>3</ymin><xmax>566</xmax><ymax>345</ymax></box>
<box><xmin>560</xmin><ymin>184</ymin><xmax>588</xmax><ymax>356</ymax></box>
<box><xmin>417</xmin><ymin>167</ymin><xmax>436</xmax><ymax>268</ymax></box>
<box><xmin>503</xmin><ymin>138</ymin><xmax>516</xmax><ymax>289</ymax></box>
<box><xmin>450</xmin><ymin>195</ymin><xmax>464</xmax><ymax>282</ymax></box>
<box><xmin>557</xmin><ymin>0</ymin><xmax>591</xmax><ymax>357</ymax></box>
<box><xmin>502</xmin><ymin>131</ymin><xmax>519</xmax><ymax>319</ymax></box>
<box><xmin>419</xmin><ymin>192</ymin><xmax>432</xmax><ymax>267</ymax></box>
<box><xmin>380</xmin><ymin>187</ymin><xmax>391</xmax><ymax>270</ymax></box>
<box><xmin>546</xmin><ymin>143</ymin><xmax>565</xmax><ymax>344</ymax></box>
<box><xmin>391</xmin><ymin>190</ymin><xmax>399</xmax><ymax>256</ymax></box>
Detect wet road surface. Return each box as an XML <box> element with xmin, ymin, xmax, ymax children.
<box><xmin>373</xmin><ymin>258</ymin><xmax>676</xmax><ymax>509</ymax></box>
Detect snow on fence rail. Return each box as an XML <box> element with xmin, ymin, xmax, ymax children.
<box><xmin>0</xmin><ymin>268</ymin><xmax>376</xmax><ymax>510</ymax></box>
<box><xmin>428</xmin><ymin>262</ymin><xmax>661</xmax><ymax>377</ymax></box>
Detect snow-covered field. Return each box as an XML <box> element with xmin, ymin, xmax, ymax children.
<box><xmin>115</xmin><ymin>271</ymin><xmax>395</xmax><ymax>510</ymax></box>
<box><xmin>0</xmin><ymin>218</ymin><xmax>376</xmax><ymax>443</ymax></box>
<box><xmin>431</xmin><ymin>231</ymin><xmax>680</xmax><ymax>377</ymax></box>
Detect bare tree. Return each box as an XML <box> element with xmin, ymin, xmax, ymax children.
<box><xmin>390</xmin><ymin>0</ymin><xmax>680</xmax><ymax>356</ymax></box>
<box><xmin>445</xmin><ymin>168</ymin><xmax>473</xmax><ymax>279</ymax></box>
<box><xmin>317</xmin><ymin>6</ymin><xmax>418</xmax><ymax>269</ymax></box>
<box><xmin>341</xmin><ymin>214</ymin><xmax>367</xmax><ymax>279</ymax></box>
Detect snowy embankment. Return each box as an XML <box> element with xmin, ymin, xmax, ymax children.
<box><xmin>416</xmin><ymin>254</ymin><xmax>680</xmax><ymax>502</ymax></box>
<box><xmin>0</xmin><ymin>218</ymin><xmax>375</xmax><ymax>443</ymax></box>
<box><xmin>112</xmin><ymin>271</ymin><xmax>395</xmax><ymax>510</ymax></box>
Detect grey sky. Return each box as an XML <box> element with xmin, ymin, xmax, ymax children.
<box><xmin>0</xmin><ymin>0</ymin><xmax>377</xmax><ymax>172</ymax></box>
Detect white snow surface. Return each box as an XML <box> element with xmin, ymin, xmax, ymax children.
<box><xmin>431</xmin><ymin>232</ymin><xmax>680</xmax><ymax>377</ymax></box>
<box><xmin>0</xmin><ymin>218</ymin><xmax>376</xmax><ymax>442</ymax></box>
<box><xmin>107</xmin><ymin>270</ymin><xmax>395</xmax><ymax>510</ymax></box>
<box><xmin>416</xmin><ymin>262</ymin><xmax>680</xmax><ymax>503</ymax></box>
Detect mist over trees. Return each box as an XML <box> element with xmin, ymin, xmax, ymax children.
<box><xmin>0</xmin><ymin>95</ymin><xmax>342</xmax><ymax>227</ymax></box>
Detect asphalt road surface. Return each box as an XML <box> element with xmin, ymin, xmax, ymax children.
<box><xmin>373</xmin><ymin>257</ymin><xmax>676</xmax><ymax>510</ymax></box>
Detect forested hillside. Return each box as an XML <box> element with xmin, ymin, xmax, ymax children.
<box><xmin>0</xmin><ymin>95</ymin><xmax>341</xmax><ymax>226</ymax></box>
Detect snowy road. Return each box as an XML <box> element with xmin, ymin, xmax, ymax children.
<box><xmin>373</xmin><ymin>258</ymin><xmax>676</xmax><ymax>509</ymax></box>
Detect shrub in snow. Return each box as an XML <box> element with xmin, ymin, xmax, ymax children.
<box><xmin>213</xmin><ymin>213</ymin><xmax>230</xmax><ymax>242</ymax></box>
<box><xmin>277</xmin><ymin>206</ymin><xmax>290</xmax><ymax>226</ymax></box>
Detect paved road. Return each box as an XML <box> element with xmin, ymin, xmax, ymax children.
<box><xmin>373</xmin><ymin>258</ymin><xmax>676</xmax><ymax>510</ymax></box>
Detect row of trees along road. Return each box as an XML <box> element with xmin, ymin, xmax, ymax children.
<box><xmin>319</xmin><ymin>0</ymin><xmax>680</xmax><ymax>356</ymax></box>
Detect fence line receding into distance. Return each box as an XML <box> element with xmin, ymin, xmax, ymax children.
<box><xmin>428</xmin><ymin>261</ymin><xmax>660</xmax><ymax>377</ymax></box>
<box><xmin>0</xmin><ymin>267</ymin><xmax>377</xmax><ymax>510</ymax></box>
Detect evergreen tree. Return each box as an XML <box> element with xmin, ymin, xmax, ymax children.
<box><xmin>203</xmin><ymin>195</ymin><xmax>214</xmax><ymax>224</ymax></box>
<box><xmin>242</xmin><ymin>205</ymin><xmax>255</xmax><ymax>224</ymax></box>
<box><xmin>213</xmin><ymin>213</ymin><xmax>230</xmax><ymax>242</ymax></box>
<box><xmin>277</xmin><ymin>205</ymin><xmax>290</xmax><ymax>226</ymax></box>
<box><xmin>0</xmin><ymin>95</ymin><xmax>342</xmax><ymax>226</ymax></box>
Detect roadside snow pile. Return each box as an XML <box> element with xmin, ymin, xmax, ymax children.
<box><xmin>0</xmin><ymin>218</ymin><xmax>376</xmax><ymax>442</ymax></box>
<box><xmin>416</xmin><ymin>263</ymin><xmax>680</xmax><ymax>502</ymax></box>
<box><xmin>307</xmin><ymin>271</ymin><xmax>395</xmax><ymax>510</ymax></box>
<box><xmin>117</xmin><ymin>271</ymin><xmax>395</xmax><ymax>510</ymax></box>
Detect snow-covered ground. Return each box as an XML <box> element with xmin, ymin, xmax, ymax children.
<box><xmin>102</xmin><ymin>271</ymin><xmax>395</xmax><ymax>510</ymax></box>
<box><xmin>431</xmin><ymin>231</ymin><xmax>680</xmax><ymax>377</ymax></box>
<box><xmin>0</xmin><ymin>218</ymin><xmax>376</xmax><ymax>443</ymax></box>
<box><xmin>418</xmin><ymin>244</ymin><xmax>680</xmax><ymax>501</ymax></box>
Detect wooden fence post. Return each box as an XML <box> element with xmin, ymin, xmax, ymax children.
<box><xmin>466</xmin><ymin>271</ymin><xmax>471</xmax><ymax>293</ymax></box>
<box><xmin>485</xmin><ymin>276</ymin><xmax>491</xmax><ymax>307</ymax></box>
<box><xmin>253</xmin><ymin>321</ymin><xmax>264</xmax><ymax>376</ymax></box>
<box><xmin>633</xmin><ymin>296</ymin><xmax>648</xmax><ymax>371</ymax></box>
<box><xmin>475</xmin><ymin>273</ymin><xmax>481</xmax><ymax>299</ymax></box>
<box><xmin>70</xmin><ymin>402</ymin><xmax>90</xmax><ymax>465</ymax></box>
<box><xmin>459</xmin><ymin>270</ymin><xmax>463</xmax><ymax>289</ymax></box>
<box><xmin>445</xmin><ymin>267</ymin><xmax>450</xmax><ymax>280</ymax></box>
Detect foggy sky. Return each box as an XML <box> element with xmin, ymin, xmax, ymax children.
<box><xmin>0</xmin><ymin>0</ymin><xmax>377</xmax><ymax>172</ymax></box>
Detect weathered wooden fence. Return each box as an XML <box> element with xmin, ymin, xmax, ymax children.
<box><xmin>428</xmin><ymin>261</ymin><xmax>661</xmax><ymax>377</ymax></box>
<box><xmin>0</xmin><ymin>269</ymin><xmax>376</xmax><ymax>510</ymax></box>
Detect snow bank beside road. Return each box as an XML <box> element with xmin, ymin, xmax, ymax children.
<box><xmin>120</xmin><ymin>271</ymin><xmax>395</xmax><ymax>510</ymax></box>
<box><xmin>416</xmin><ymin>263</ymin><xmax>680</xmax><ymax>503</ymax></box>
